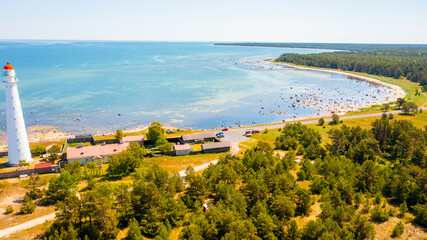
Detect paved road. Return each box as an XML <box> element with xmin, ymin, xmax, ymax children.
<box><xmin>0</xmin><ymin>212</ymin><xmax>56</xmax><ymax>239</ymax></box>
<box><xmin>222</xmin><ymin>108</ymin><xmax>427</xmax><ymax>145</ymax></box>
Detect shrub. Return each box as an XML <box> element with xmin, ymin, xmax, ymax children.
<box><xmin>318</xmin><ymin>118</ymin><xmax>325</xmax><ymax>126</ymax></box>
<box><xmin>413</xmin><ymin>204</ymin><xmax>427</xmax><ymax>227</ymax></box>
<box><xmin>391</xmin><ymin>222</ymin><xmax>404</xmax><ymax>238</ymax></box>
<box><xmin>5</xmin><ymin>205</ymin><xmax>13</xmax><ymax>214</ymax></box>
<box><xmin>401</xmin><ymin>101</ymin><xmax>418</xmax><ymax>114</ymax></box>
<box><xmin>20</xmin><ymin>195</ymin><xmax>36</xmax><ymax>214</ymax></box>
<box><xmin>25</xmin><ymin>188</ymin><xmax>44</xmax><ymax>200</ymax></box>
<box><xmin>329</xmin><ymin>114</ymin><xmax>339</xmax><ymax>125</ymax></box>
<box><xmin>371</xmin><ymin>206</ymin><xmax>389</xmax><ymax>222</ymax></box>
<box><xmin>31</xmin><ymin>144</ymin><xmax>46</xmax><ymax>156</ymax></box>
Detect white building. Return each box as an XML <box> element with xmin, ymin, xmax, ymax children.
<box><xmin>3</xmin><ymin>62</ymin><xmax>32</xmax><ymax>166</ymax></box>
<box><xmin>173</xmin><ymin>144</ymin><xmax>192</xmax><ymax>156</ymax></box>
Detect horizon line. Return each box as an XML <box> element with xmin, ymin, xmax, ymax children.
<box><xmin>0</xmin><ymin>39</ymin><xmax>426</xmax><ymax>45</ymax></box>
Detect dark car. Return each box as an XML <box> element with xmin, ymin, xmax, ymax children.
<box><xmin>216</xmin><ymin>132</ymin><xmax>225</xmax><ymax>138</ymax></box>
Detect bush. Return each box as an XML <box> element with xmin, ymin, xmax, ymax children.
<box><xmin>401</xmin><ymin>101</ymin><xmax>418</xmax><ymax>114</ymax></box>
<box><xmin>318</xmin><ymin>118</ymin><xmax>325</xmax><ymax>126</ymax></box>
<box><xmin>391</xmin><ymin>222</ymin><xmax>404</xmax><ymax>238</ymax></box>
<box><xmin>25</xmin><ymin>188</ymin><xmax>44</xmax><ymax>200</ymax></box>
<box><xmin>329</xmin><ymin>114</ymin><xmax>339</xmax><ymax>125</ymax></box>
<box><xmin>20</xmin><ymin>195</ymin><xmax>36</xmax><ymax>214</ymax></box>
<box><xmin>413</xmin><ymin>204</ymin><xmax>427</xmax><ymax>227</ymax></box>
<box><xmin>5</xmin><ymin>205</ymin><xmax>13</xmax><ymax>214</ymax></box>
<box><xmin>371</xmin><ymin>206</ymin><xmax>389</xmax><ymax>222</ymax></box>
<box><xmin>31</xmin><ymin>144</ymin><xmax>46</xmax><ymax>156</ymax></box>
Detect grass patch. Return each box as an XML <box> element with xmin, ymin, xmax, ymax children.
<box><xmin>145</xmin><ymin>153</ymin><xmax>225</xmax><ymax>174</ymax></box>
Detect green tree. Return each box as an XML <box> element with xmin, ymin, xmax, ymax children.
<box><xmin>31</xmin><ymin>144</ymin><xmax>46</xmax><ymax>156</ymax></box>
<box><xmin>5</xmin><ymin>205</ymin><xmax>13</xmax><ymax>214</ymax></box>
<box><xmin>318</xmin><ymin>118</ymin><xmax>325</xmax><ymax>126</ymax></box>
<box><xmin>399</xmin><ymin>202</ymin><xmax>408</xmax><ymax>218</ymax></box>
<box><xmin>413</xmin><ymin>204</ymin><xmax>427</xmax><ymax>227</ymax></box>
<box><xmin>401</xmin><ymin>101</ymin><xmax>418</xmax><ymax>114</ymax></box>
<box><xmin>18</xmin><ymin>159</ymin><xmax>29</xmax><ymax>167</ymax></box>
<box><xmin>397</xmin><ymin>98</ymin><xmax>406</xmax><ymax>108</ymax></box>
<box><xmin>382</xmin><ymin>103</ymin><xmax>390</xmax><ymax>112</ymax></box>
<box><xmin>127</xmin><ymin>218</ymin><xmax>143</xmax><ymax>240</ymax></box>
<box><xmin>46</xmin><ymin>171</ymin><xmax>79</xmax><ymax>203</ymax></box>
<box><xmin>147</xmin><ymin>122</ymin><xmax>167</xmax><ymax>146</ymax></box>
<box><xmin>295</xmin><ymin>188</ymin><xmax>312</xmax><ymax>216</ymax></box>
<box><xmin>271</xmin><ymin>194</ymin><xmax>295</xmax><ymax>220</ymax></box>
<box><xmin>20</xmin><ymin>195</ymin><xmax>36</xmax><ymax>214</ymax></box>
<box><xmin>391</xmin><ymin>222</ymin><xmax>404</xmax><ymax>238</ymax></box>
<box><xmin>329</xmin><ymin>114</ymin><xmax>340</xmax><ymax>125</ymax></box>
<box><xmin>47</xmin><ymin>145</ymin><xmax>62</xmax><ymax>162</ymax></box>
<box><xmin>285</xmin><ymin>220</ymin><xmax>300</xmax><ymax>240</ymax></box>
<box><xmin>115</xmin><ymin>129</ymin><xmax>124</xmax><ymax>142</ymax></box>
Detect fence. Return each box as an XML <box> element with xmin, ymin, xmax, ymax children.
<box><xmin>0</xmin><ymin>165</ymin><xmax>60</xmax><ymax>179</ymax></box>
<box><xmin>0</xmin><ymin>151</ymin><xmax>8</xmax><ymax>158</ymax></box>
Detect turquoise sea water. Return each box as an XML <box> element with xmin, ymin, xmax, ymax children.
<box><xmin>0</xmin><ymin>41</ymin><xmax>392</xmax><ymax>134</ymax></box>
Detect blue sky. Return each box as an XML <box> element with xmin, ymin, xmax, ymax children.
<box><xmin>1</xmin><ymin>0</ymin><xmax>426</xmax><ymax>43</ymax></box>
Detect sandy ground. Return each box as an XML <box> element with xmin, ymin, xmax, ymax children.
<box><xmin>0</xmin><ymin>125</ymin><xmax>73</xmax><ymax>151</ymax></box>
<box><xmin>0</xmin><ymin>212</ymin><xmax>56</xmax><ymax>239</ymax></box>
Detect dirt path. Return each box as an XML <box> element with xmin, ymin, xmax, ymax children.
<box><xmin>0</xmin><ymin>212</ymin><xmax>56</xmax><ymax>239</ymax></box>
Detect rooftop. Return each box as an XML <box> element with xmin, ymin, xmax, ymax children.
<box><xmin>202</xmin><ymin>141</ymin><xmax>231</xmax><ymax>150</ymax></box>
<box><xmin>67</xmin><ymin>142</ymin><xmax>130</xmax><ymax>160</ymax></box>
<box><xmin>173</xmin><ymin>144</ymin><xmax>192</xmax><ymax>151</ymax></box>
<box><xmin>182</xmin><ymin>132</ymin><xmax>216</xmax><ymax>141</ymax></box>
<box><xmin>35</xmin><ymin>163</ymin><xmax>52</xmax><ymax>169</ymax></box>
<box><xmin>123</xmin><ymin>135</ymin><xmax>144</xmax><ymax>142</ymax></box>
<box><xmin>3</xmin><ymin>62</ymin><xmax>14</xmax><ymax>70</ymax></box>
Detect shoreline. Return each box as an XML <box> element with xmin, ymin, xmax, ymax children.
<box><xmin>0</xmin><ymin>62</ymin><xmax>407</xmax><ymax>148</ymax></box>
<box><xmin>269</xmin><ymin>60</ymin><xmax>406</xmax><ymax>101</ymax></box>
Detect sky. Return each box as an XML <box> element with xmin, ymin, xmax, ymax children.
<box><xmin>1</xmin><ymin>0</ymin><xmax>426</xmax><ymax>43</ymax></box>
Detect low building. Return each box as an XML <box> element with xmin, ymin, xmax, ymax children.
<box><xmin>67</xmin><ymin>142</ymin><xmax>130</xmax><ymax>165</ymax></box>
<box><xmin>173</xmin><ymin>144</ymin><xmax>192</xmax><ymax>156</ymax></box>
<box><xmin>202</xmin><ymin>141</ymin><xmax>231</xmax><ymax>154</ymax></box>
<box><xmin>123</xmin><ymin>135</ymin><xmax>144</xmax><ymax>145</ymax></box>
<box><xmin>181</xmin><ymin>132</ymin><xmax>216</xmax><ymax>143</ymax></box>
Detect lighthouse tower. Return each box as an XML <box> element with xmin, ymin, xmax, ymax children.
<box><xmin>3</xmin><ymin>62</ymin><xmax>32</xmax><ymax>166</ymax></box>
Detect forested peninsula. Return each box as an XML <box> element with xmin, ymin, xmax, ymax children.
<box><xmin>215</xmin><ymin>43</ymin><xmax>427</xmax><ymax>89</ymax></box>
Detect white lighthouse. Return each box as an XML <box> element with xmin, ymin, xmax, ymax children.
<box><xmin>3</xmin><ymin>62</ymin><xmax>32</xmax><ymax>166</ymax></box>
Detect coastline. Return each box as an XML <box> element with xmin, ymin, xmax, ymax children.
<box><xmin>269</xmin><ymin>60</ymin><xmax>406</xmax><ymax>101</ymax></box>
<box><xmin>0</xmin><ymin>61</ymin><xmax>407</xmax><ymax>148</ymax></box>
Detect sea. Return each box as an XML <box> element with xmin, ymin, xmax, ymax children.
<box><xmin>0</xmin><ymin>41</ymin><xmax>393</xmax><ymax>135</ymax></box>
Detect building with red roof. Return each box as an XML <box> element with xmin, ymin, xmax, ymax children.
<box><xmin>35</xmin><ymin>163</ymin><xmax>52</xmax><ymax>169</ymax></box>
<box><xmin>67</xmin><ymin>142</ymin><xmax>130</xmax><ymax>165</ymax></box>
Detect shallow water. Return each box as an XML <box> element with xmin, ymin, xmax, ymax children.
<box><xmin>0</xmin><ymin>41</ymin><xmax>392</xmax><ymax>134</ymax></box>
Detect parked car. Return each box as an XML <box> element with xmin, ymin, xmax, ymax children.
<box><xmin>246</xmin><ymin>133</ymin><xmax>252</xmax><ymax>137</ymax></box>
<box><xmin>251</xmin><ymin>130</ymin><xmax>260</xmax><ymax>134</ymax></box>
<box><xmin>216</xmin><ymin>132</ymin><xmax>225</xmax><ymax>138</ymax></box>
<box><xmin>222</xmin><ymin>128</ymin><xmax>229</xmax><ymax>131</ymax></box>
<box><xmin>245</xmin><ymin>130</ymin><xmax>251</xmax><ymax>134</ymax></box>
